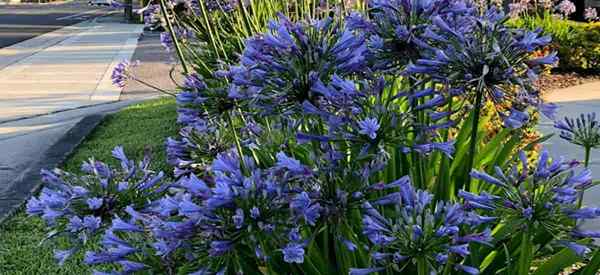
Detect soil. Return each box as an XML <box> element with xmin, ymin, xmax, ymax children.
<box><xmin>536</xmin><ymin>71</ymin><xmax>600</xmax><ymax>92</ymax></box>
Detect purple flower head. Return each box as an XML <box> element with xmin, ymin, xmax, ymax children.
<box><xmin>87</xmin><ymin>197</ymin><xmax>103</xmax><ymax>210</ymax></box>
<box><xmin>359</xmin><ymin>178</ymin><xmax>488</xmax><ymax>273</ymax></box>
<box><xmin>464</xmin><ymin>148</ymin><xmax>600</xmax><ymax>251</ymax></box>
<box><xmin>349</xmin><ymin>267</ymin><xmax>385</xmax><ymax>275</ymax></box>
<box><xmin>119</xmin><ymin>260</ymin><xmax>146</xmax><ymax>273</ymax></box>
<box><xmin>233</xmin><ymin>208</ymin><xmax>244</xmax><ymax>229</ymax></box>
<box><xmin>358</xmin><ymin>118</ymin><xmax>380</xmax><ymax>140</ymax></box>
<box><xmin>523</xmin><ymin>207</ymin><xmax>533</xmax><ymax>220</ymax></box>
<box><xmin>554</xmin><ymin>113</ymin><xmax>600</xmax><ymax>150</ymax></box>
<box><xmin>111</xmin><ymin>216</ymin><xmax>143</xmax><ymax>233</ymax></box>
<box><xmin>54</xmin><ymin>249</ymin><xmax>75</xmax><ymax>266</ymax></box>
<box><xmin>209</xmin><ymin>240</ymin><xmax>232</xmax><ymax>256</ymax></box>
<box><xmin>282</xmin><ymin>243</ymin><xmax>304</xmax><ymax>263</ymax></box>
<box><xmin>449</xmin><ymin>244</ymin><xmax>470</xmax><ymax>257</ymax></box>
<box><xmin>560</xmin><ymin>241</ymin><xmax>591</xmax><ymax>256</ymax></box>
<box><xmin>83</xmin><ymin>215</ymin><xmax>102</xmax><ymax>232</ymax></box>
<box><xmin>470</xmin><ymin>170</ymin><xmax>507</xmax><ymax>187</ymax></box>
<box><xmin>111</xmin><ymin>60</ymin><xmax>139</xmax><ymax>88</ymax></box>
<box><xmin>290</xmin><ymin>192</ymin><xmax>321</xmax><ymax>226</ymax></box>
<box><xmin>275</xmin><ymin>152</ymin><xmax>308</xmax><ymax>174</ymax></box>
<box><xmin>455</xmin><ymin>264</ymin><xmax>480</xmax><ymax>275</ymax></box>
<box><xmin>504</xmin><ymin>109</ymin><xmax>530</xmax><ymax>129</ymax></box>
<box><xmin>228</xmin><ymin>14</ymin><xmax>368</xmax><ymax>115</ymax></box>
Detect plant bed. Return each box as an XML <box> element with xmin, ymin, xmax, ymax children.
<box><xmin>536</xmin><ymin>71</ymin><xmax>600</xmax><ymax>92</ymax></box>
<box><xmin>6</xmin><ymin>1</ymin><xmax>600</xmax><ymax>275</ymax></box>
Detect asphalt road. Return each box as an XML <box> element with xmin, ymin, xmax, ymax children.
<box><xmin>0</xmin><ymin>1</ymin><xmax>111</xmax><ymax>48</ymax></box>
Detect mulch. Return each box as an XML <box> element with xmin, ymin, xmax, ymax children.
<box><xmin>536</xmin><ymin>71</ymin><xmax>600</xmax><ymax>92</ymax></box>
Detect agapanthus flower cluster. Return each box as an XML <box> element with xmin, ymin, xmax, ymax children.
<box><xmin>168</xmin><ymin>73</ymin><xmax>240</xmax><ymax>175</ymax></box>
<box><xmin>160</xmin><ymin>27</ymin><xmax>193</xmax><ymax>53</ymax></box>
<box><xmin>555</xmin><ymin>113</ymin><xmax>600</xmax><ymax>152</ymax></box>
<box><xmin>203</xmin><ymin>0</ymin><xmax>237</xmax><ymax>12</ymax></box>
<box><xmin>299</xmin><ymin>76</ymin><xmax>455</xmax><ymax>159</ymax></box>
<box><xmin>26</xmin><ymin>146</ymin><xmax>168</xmax><ymax>265</ymax></box>
<box><xmin>584</xmin><ymin>7</ymin><xmax>599</xmax><ymax>22</ymax></box>
<box><xmin>346</xmin><ymin>0</ymin><xmax>475</xmax><ymax>72</ymax></box>
<box><xmin>87</xmin><ymin>150</ymin><xmax>322</xmax><ymax>273</ymax></box>
<box><xmin>556</xmin><ymin>0</ymin><xmax>576</xmax><ymax>17</ymax></box>
<box><xmin>462</xmin><ymin>149</ymin><xmax>599</xmax><ymax>256</ymax></box>
<box><xmin>225</xmin><ymin>13</ymin><xmax>368</xmax><ymax>115</ymax></box>
<box><xmin>111</xmin><ymin>60</ymin><xmax>140</xmax><ymax>88</ymax></box>
<box><xmin>408</xmin><ymin>7</ymin><xmax>558</xmax><ymax>128</ymax></box>
<box><xmin>355</xmin><ymin>176</ymin><xmax>492</xmax><ymax>275</ymax></box>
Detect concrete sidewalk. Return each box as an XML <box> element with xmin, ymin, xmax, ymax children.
<box><xmin>0</xmin><ymin>16</ymin><xmax>152</xmax><ymax>218</ymax></box>
<box><xmin>0</xmin><ymin>16</ymin><xmax>142</xmax><ymax>123</ymax></box>
<box><xmin>539</xmin><ymin>81</ymin><xmax>600</xmax><ymax>231</ymax></box>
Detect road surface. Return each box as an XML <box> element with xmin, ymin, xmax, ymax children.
<box><xmin>0</xmin><ymin>0</ymin><xmax>110</xmax><ymax>48</ymax></box>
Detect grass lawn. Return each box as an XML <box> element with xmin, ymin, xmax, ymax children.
<box><xmin>0</xmin><ymin>97</ymin><xmax>178</xmax><ymax>274</ymax></box>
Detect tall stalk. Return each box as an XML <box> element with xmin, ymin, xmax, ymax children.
<box><xmin>159</xmin><ymin>0</ymin><xmax>190</xmax><ymax>74</ymax></box>
<box><xmin>577</xmin><ymin>146</ymin><xmax>592</xmax><ymax>208</ymax></box>
<box><xmin>466</xmin><ymin>83</ymin><xmax>485</xmax><ymax>192</ymax></box>
<box><xmin>517</xmin><ymin>229</ymin><xmax>532</xmax><ymax>275</ymax></box>
<box><xmin>237</xmin><ymin>0</ymin><xmax>255</xmax><ymax>35</ymax></box>
<box><xmin>417</xmin><ymin>257</ymin><xmax>428</xmax><ymax>275</ymax></box>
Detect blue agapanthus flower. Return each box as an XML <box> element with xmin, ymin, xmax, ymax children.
<box><xmin>357</xmin><ymin>176</ymin><xmax>491</xmax><ymax>274</ymax></box>
<box><xmin>347</xmin><ymin>0</ymin><xmax>475</xmax><ymax>72</ymax></box>
<box><xmin>111</xmin><ymin>60</ymin><xmax>139</xmax><ymax>88</ymax></box>
<box><xmin>408</xmin><ymin>7</ymin><xmax>558</xmax><ymax>128</ymax></box>
<box><xmin>299</xmin><ymin>76</ymin><xmax>455</xmax><ymax>161</ymax></box>
<box><xmin>225</xmin><ymin>13</ymin><xmax>369</xmax><ymax>115</ymax></box>
<box><xmin>555</xmin><ymin>113</ymin><xmax>600</xmax><ymax>150</ymax></box>
<box><xmin>86</xmin><ymin>150</ymin><xmax>322</xmax><ymax>273</ymax></box>
<box><xmin>26</xmin><ymin>146</ymin><xmax>168</xmax><ymax>266</ymax></box>
<box><xmin>462</xmin><ymin>149</ymin><xmax>599</xmax><ymax>256</ymax></box>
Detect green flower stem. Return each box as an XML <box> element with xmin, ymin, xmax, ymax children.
<box><xmin>237</xmin><ymin>0</ymin><xmax>254</xmax><ymax>35</ymax></box>
<box><xmin>442</xmin><ymin>255</ymin><xmax>454</xmax><ymax>275</ymax></box>
<box><xmin>517</xmin><ymin>229</ymin><xmax>532</xmax><ymax>275</ymax></box>
<box><xmin>159</xmin><ymin>0</ymin><xmax>190</xmax><ymax>74</ymax></box>
<box><xmin>226</xmin><ymin>112</ymin><xmax>246</xmax><ymax>173</ymax></box>
<box><xmin>584</xmin><ymin>146</ymin><xmax>591</xmax><ymax>168</ymax></box>
<box><xmin>417</xmin><ymin>257</ymin><xmax>428</xmax><ymax>275</ymax></box>
<box><xmin>129</xmin><ymin>76</ymin><xmax>176</xmax><ymax>97</ymax></box>
<box><xmin>198</xmin><ymin>0</ymin><xmax>226</xmax><ymax>60</ymax></box>
<box><xmin>577</xmin><ymin>146</ymin><xmax>592</xmax><ymax>208</ymax></box>
<box><xmin>466</xmin><ymin>84</ymin><xmax>484</xmax><ymax>192</ymax></box>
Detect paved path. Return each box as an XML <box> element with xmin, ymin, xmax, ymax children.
<box><xmin>0</xmin><ymin>18</ymin><xmax>142</xmax><ymax>122</ymax></box>
<box><xmin>540</xmin><ymin>81</ymin><xmax>600</xmax><ymax>231</ymax></box>
<box><xmin>0</xmin><ymin>15</ymin><xmax>147</xmax><ymax>215</ymax></box>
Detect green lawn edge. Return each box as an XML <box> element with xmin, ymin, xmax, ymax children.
<box><xmin>0</xmin><ymin>97</ymin><xmax>178</xmax><ymax>274</ymax></box>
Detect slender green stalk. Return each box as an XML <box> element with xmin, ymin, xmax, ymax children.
<box><xmin>159</xmin><ymin>0</ymin><xmax>190</xmax><ymax>74</ymax></box>
<box><xmin>130</xmin><ymin>76</ymin><xmax>177</xmax><ymax>97</ymax></box>
<box><xmin>442</xmin><ymin>255</ymin><xmax>454</xmax><ymax>275</ymax></box>
<box><xmin>226</xmin><ymin>112</ymin><xmax>246</xmax><ymax>173</ymax></box>
<box><xmin>197</xmin><ymin>0</ymin><xmax>227</xmax><ymax>60</ymax></box>
<box><xmin>466</xmin><ymin>85</ymin><xmax>484</xmax><ymax>192</ymax></box>
<box><xmin>577</xmin><ymin>146</ymin><xmax>592</xmax><ymax>208</ymax></box>
<box><xmin>517</xmin><ymin>229</ymin><xmax>532</xmax><ymax>275</ymax></box>
<box><xmin>417</xmin><ymin>257</ymin><xmax>428</xmax><ymax>275</ymax></box>
<box><xmin>237</xmin><ymin>0</ymin><xmax>254</xmax><ymax>35</ymax></box>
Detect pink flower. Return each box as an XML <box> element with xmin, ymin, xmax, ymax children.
<box><xmin>584</xmin><ymin>7</ymin><xmax>599</xmax><ymax>21</ymax></box>
<box><xmin>556</xmin><ymin>0</ymin><xmax>576</xmax><ymax>17</ymax></box>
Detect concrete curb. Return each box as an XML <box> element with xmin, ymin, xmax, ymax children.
<box><xmin>91</xmin><ymin>33</ymin><xmax>143</xmax><ymax>102</ymax></box>
<box><xmin>0</xmin><ymin>114</ymin><xmax>105</xmax><ymax>224</ymax></box>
